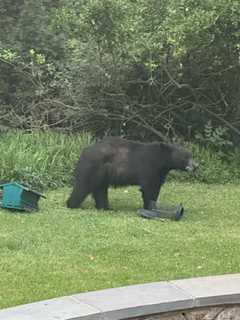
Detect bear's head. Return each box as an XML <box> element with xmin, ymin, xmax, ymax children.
<box><xmin>170</xmin><ymin>145</ymin><xmax>198</xmax><ymax>172</ymax></box>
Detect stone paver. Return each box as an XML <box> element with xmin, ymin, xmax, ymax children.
<box><xmin>72</xmin><ymin>281</ymin><xmax>194</xmax><ymax>319</ymax></box>
<box><xmin>171</xmin><ymin>274</ymin><xmax>240</xmax><ymax>307</ymax></box>
<box><xmin>0</xmin><ymin>296</ymin><xmax>100</xmax><ymax>320</ymax></box>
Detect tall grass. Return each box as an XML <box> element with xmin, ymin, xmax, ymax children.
<box><xmin>0</xmin><ymin>131</ymin><xmax>92</xmax><ymax>190</ymax></box>
<box><xmin>0</xmin><ymin>131</ymin><xmax>239</xmax><ymax>190</ymax></box>
<box><xmin>170</xmin><ymin>143</ymin><xmax>240</xmax><ymax>184</ymax></box>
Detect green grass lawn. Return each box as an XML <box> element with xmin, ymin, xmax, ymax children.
<box><xmin>0</xmin><ymin>182</ymin><xmax>240</xmax><ymax>309</ymax></box>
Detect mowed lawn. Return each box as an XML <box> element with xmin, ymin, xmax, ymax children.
<box><xmin>0</xmin><ymin>182</ymin><xmax>239</xmax><ymax>309</ymax></box>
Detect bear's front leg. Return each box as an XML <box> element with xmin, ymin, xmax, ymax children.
<box><xmin>140</xmin><ymin>182</ymin><xmax>161</xmax><ymax>209</ymax></box>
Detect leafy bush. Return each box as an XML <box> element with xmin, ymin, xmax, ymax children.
<box><xmin>195</xmin><ymin>121</ymin><xmax>233</xmax><ymax>150</ymax></box>
<box><xmin>1</xmin><ymin>0</ymin><xmax>240</xmax><ymax>144</ymax></box>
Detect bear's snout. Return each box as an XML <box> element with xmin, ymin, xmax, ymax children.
<box><xmin>185</xmin><ymin>159</ymin><xmax>199</xmax><ymax>172</ymax></box>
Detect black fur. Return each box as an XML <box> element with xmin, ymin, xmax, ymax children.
<box><xmin>67</xmin><ymin>137</ymin><xmax>197</xmax><ymax>210</ymax></box>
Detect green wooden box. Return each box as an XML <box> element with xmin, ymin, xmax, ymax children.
<box><xmin>0</xmin><ymin>182</ymin><xmax>45</xmax><ymax>211</ymax></box>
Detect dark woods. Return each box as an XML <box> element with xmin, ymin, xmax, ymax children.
<box><xmin>0</xmin><ymin>0</ymin><xmax>240</xmax><ymax>147</ymax></box>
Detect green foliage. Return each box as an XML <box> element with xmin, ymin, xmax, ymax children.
<box><xmin>0</xmin><ymin>131</ymin><xmax>92</xmax><ymax>190</ymax></box>
<box><xmin>0</xmin><ymin>48</ymin><xmax>19</xmax><ymax>62</ymax></box>
<box><xmin>195</xmin><ymin>121</ymin><xmax>233</xmax><ymax>149</ymax></box>
<box><xmin>171</xmin><ymin>143</ymin><xmax>240</xmax><ymax>184</ymax></box>
<box><xmin>0</xmin><ymin>0</ymin><xmax>240</xmax><ymax>143</ymax></box>
<box><xmin>0</xmin><ymin>182</ymin><xmax>240</xmax><ymax>308</ymax></box>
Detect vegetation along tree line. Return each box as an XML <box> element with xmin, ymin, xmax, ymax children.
<box><xmin>0</xmin><ymin>0</ymin><xmax>239</xmax><ymax>148</ymax></box>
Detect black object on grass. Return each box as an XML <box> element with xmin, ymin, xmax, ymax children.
<box><xmin>138</xmin><ymin>201</ymin><xmax>184</xmax><ymax>221</ymax></box>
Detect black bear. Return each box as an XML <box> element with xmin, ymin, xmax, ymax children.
<box><xmin>67</xmin><ymin>137</ymin><xmax>198</xmax><ymax>210</ymax></box>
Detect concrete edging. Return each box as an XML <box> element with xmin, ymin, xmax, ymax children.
<box><xmin>0</xmin><ymin>274</ymin><xmax>239</xmax><ymax>320</ymax></box>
